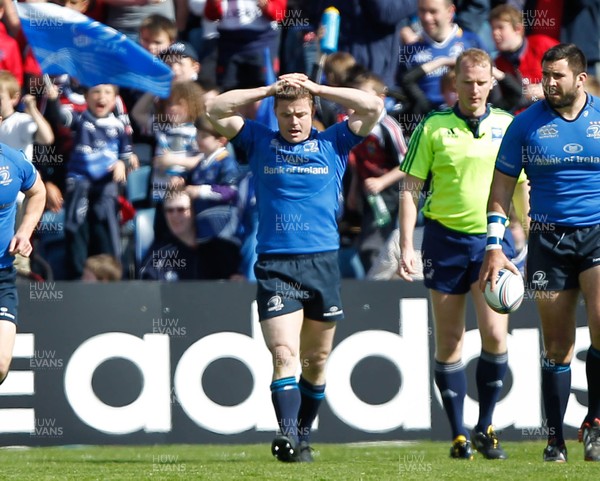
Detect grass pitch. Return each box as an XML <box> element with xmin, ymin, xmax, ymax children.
<box><xmin>1</xmin><ymin>440</ymin><xmax>599</xmax><ymax>480</ymax></box>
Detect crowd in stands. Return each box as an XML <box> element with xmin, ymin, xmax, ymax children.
<box><xmin>2</xmin><ymin>0</ymin><xmax>599</xmax><ymax>281</ymax></box>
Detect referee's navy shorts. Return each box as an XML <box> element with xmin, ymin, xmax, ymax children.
<box><xmin>254</xmin><ymin>250</ymin><xmax>344</xmax><ymax>322</ymax></box>
<box><xmin>0</xmin><ymin>267</ymin><xmax>18</xmax><ymax>325</ymax></box>
<box><xmin>527</xmin><ymin>222</ymin><xmax>600</xmax><ymax>291</ymax></box>
<box><xmin>421</xmin><ymin>219</ymin><xmax>516</xmax><ymax>295</ymax></box>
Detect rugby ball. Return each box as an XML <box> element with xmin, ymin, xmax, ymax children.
<box><xmin>484</xmin><ymin>269</ymin><xmax>525</xmax><ymax>314</ymax></box>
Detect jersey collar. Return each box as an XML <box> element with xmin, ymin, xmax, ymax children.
<box><xmin>452</xmin><ymin>103</ymin><xmax>491</xmax><ymax>138</ymax></box>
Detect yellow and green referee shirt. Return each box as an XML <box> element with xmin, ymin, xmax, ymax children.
<box><xmin>401</xmin><ymin>105</ymin><xmax>523</xmax><ymax>234</ymax></box>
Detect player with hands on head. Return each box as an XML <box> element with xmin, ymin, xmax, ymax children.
<box><xmin>206</xmin><ymin>71</ymin><xmax>383</xmax><ymax>463</ymax></box>
<box><xmin>479</xmin><ymin>43</ymin><xmax>600</xmax><ymax>463</ymax></box>
<box><xmin>399</xmin><ymin>48</ymin><xmax>529</xmax><ymax>461</ymax></box>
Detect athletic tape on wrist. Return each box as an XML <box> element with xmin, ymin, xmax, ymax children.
<box><xmin>486</xmin><ymin>211</ymin><xmax>507</xmax><ymax>252</ymax></box>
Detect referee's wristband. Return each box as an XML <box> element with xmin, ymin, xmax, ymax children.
<box><xmin>486</xmin><ymin>211</ymin><xmax>507</xmax><ymax>252</ymax></box>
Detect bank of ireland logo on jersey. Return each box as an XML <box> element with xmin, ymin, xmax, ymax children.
<box><xmin>0</xmin><ymin>168</ymin><xmax>12</xmax><ymax>186</ymax></box>
<box><xmin>563</xmin><ymin>143</ymin><xmax>583</xmax><ymax>154</ymax></box>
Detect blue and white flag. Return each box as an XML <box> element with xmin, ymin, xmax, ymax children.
<box><xmin>16</xmin><ymin>3</ymin><xmax>173</xmax><ymax>98</ymax></box>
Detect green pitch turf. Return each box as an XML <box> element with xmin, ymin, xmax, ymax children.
<box><xmin>1</xmin><ymin>441</ymin><xmax>599</xmax><ymax>480</ymax></box>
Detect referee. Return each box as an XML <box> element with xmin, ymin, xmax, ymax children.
<box><xmin>400</xmin><ymin>49</ymin><xmax>529</xmax><ymax>460</ymax></box>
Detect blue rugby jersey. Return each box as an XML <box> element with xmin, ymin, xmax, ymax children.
<box><xmin>0</xmin><ymin>144</ymin><xmax>37</xmax><ymax>268</ymax></box>
<box><xmin>399</xmin><ymin>25</ymin><xmax>484</xmax><ymax>108</ymax></box>
<box><xmin>67</xmin><ymin>110</ymin><xmax>132</xmax><ymax>180</ymax></box>
<box><xmin>496</xmin><ymin>94</ymin><xmax>600</xmax><ymax>226</ymax></box>
<box><xmin>231</xmin><ymin>120</ymin><xmax>363</xmax><ymax>254</ymax></box>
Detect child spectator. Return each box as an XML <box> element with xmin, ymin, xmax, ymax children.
<box><xmin>490</xmin><ymin>4</ymin><xmax>559</xmax><ymax>112</ymax></box>
<box><xmin>183</xmin><ymin>115</ymin><xmax>242</xmax><ymax>279</ymax></box>
<box><xmin>82</xmin><ymin>254</ymin><xmax>123</xmax><ymax>281</ymax></box>
<box><xmin>159</xmin><ymin>42</ymin><xmax>202</xmax><ymax>84</ymax></box>
<box><xmin>151</xmin><ymin>80</ymin><xmax>205</xmax><ymax>203</ymax></box>
<box><xmin>317</xmin><ymin>52</ymin><xmax>357</xmax><ymax>127</ymax></box>
<box><xmin>61</xmin><ymin>83</ymin><xmax>133</xmax><ymax>279</ymax></box>
<box><xmin>139</xmin><ymin>14</ymin><xmax>177</xmax><ymax>57</ymax></box>
<box><xmin>0</xmin><ymin>71</ymin><xmax>54</xmax><ymax>161</ymax></box>
<box><xmin>346</xmin><ymin>67</ymin><xmax>408</xmax><ymax>273</ymax></box>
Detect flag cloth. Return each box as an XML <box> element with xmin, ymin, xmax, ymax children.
<box><xmin>16</xmin><ymin>3</ymin><xmax>173</xmax><ymax>98</ymax></box>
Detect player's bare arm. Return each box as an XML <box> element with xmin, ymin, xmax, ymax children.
<box><xmin>398</xmin><ymin>174</ymin><xmax>424</xmax><ymax>281</ymax></box>
<box><xmin>479</xmin><ymin>169</ymin><xmax>520</xmax><ymax>291</ymax></box>
<box><xmin>279</xmin><ymin>73</ymin><xmax>384</xmax><ymax>136</ymax></box>
<box><xmin>205</xmin><ymin>84</ymin><xmax>276</xmax><ymax>139</ymax></box>
<box><xmin>9</xmin><ymin>173</ymin><xmax>46</xmax><ymax>257</ymax></box>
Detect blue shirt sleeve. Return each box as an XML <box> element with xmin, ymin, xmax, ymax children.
<box><xmin>495</xmin><ymin>117</ymin><xmax>525</xmax><ymax>178</ymax></box>
<box><xmin>18</xmin><ymin>151</ymin><xmax>37</xmax><ymax>191</ymax></box>
<box><xmin>319</xmin><ymin>121</ymin><xmax>365</xmax><ymax>158</ymax></box>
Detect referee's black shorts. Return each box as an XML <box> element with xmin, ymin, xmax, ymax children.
<box><xmin>254</xmin><ymin>251</ymin><xmax>344</xmax><ymax>322</ymax></box>
<box><xmin>527</xmin><ymin>222</ymin><xmax>600</xmax><ymax>291</ymax></box>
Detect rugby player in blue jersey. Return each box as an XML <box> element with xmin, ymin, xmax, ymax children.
<box><xmin>0</xmin><ymin>137</ymin><xmax>46</xmax><ymax>387</ymax></box>
<box><xmin>480</xmin><ymin>43</ymin><xmax>600</xmax><ymax>463</ymax></box>
<box><xmin>206</xmin><ymin>73</ymin><xmax>383</xmax><ymax>462</ymax></box>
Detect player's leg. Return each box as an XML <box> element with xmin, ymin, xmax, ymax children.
<box><xmin>0</xmin><ymin>320</ymin><xmax>17</xmax><ymax>385</ymax></box>
<box><xmin>254</xmin><ymin>254</ymin><xmax>306</xmax><ymax>462</ymax></box>
<box><xmin>294</xmin><ymin>250</ymin><xmax>342</xmax><ymax>462</ymax></box>
<box><xmin>261</xmin><ymin>311</ymin><xmax>303</xmax><ymax>454</ymax></box>
<box><xmin>578</xmin><ymin>264</ymin><xmax>600</xmax><ymax>461</ymax></box>
<box><xmin>430</xmin><ymin>289</ymin><xmax>473</xmax><ymax>459</ymax></box>
<box><xmin>537</xmin><ymin>290</ymin><xmax>578</xmax><ymax>461</ymax></box>
<box><xmin>296</xmin><ymin>318</ymin><xmax>336</xmax><ymax>455</ymax></box>
<box><xmin>470</xmin><ymin>283</ymin><xmax>509</xmax><ymax>459</ymax></box>
<box><xmin>421</xmin><ymin>220</ymin><xmax>473</xmax><ymax>458</ymax></box>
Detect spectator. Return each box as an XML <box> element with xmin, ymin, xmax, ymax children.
<box><xmin>397</xmin><ymin>0</ymin><xmax>485</xmax><ymax>110</ymax></box>
<box><xmin>490</xmin><ymin>3</ymin><xmax>559</xmax><ymax>111</ymax></box>
<box><xmin>204</xmin><ymin>0</ymin><xmax>286</xmax><ymax>91</ymax></box>
<box><xmin>183</xmin><ymin>115</ymin><xmax>242</xmax><ymax>279</ymax></box>
<box><xmin>139</xmin><ymin>188</ymin><xmax>201</xmax><ymax>280</ymax></box>
<box><xmin>523</xmin><ymin>0</ymin><xmax>600</xmax><ymax>75</ymax></box>
<box><xmin>131</xmin><ymin>43</ymin><xmax>202</xmax><ymax>146</ymax></box>
<box><xmin>150</xmin><ymin>80</ymin><xmax>205</xmax><ymax>204</ymax></box>
<box><xmin>345</xmin><ymin>67</ymin><xmax>408</xmax><ymax>273</ymax></box>
<box><xmin>330</xmin><ymin>0</ymin><xmax>417</xmax><ymax>89</ymax></box>
<box><xmin>138</xmin><ymin>13</ymin><xmax>178</xmax><ymax>56</ymax></box>
<box><xmin>0</xmin><ymin>71</ymin><xmax>54</xmax><ymax>162</ymax></box>
<box><xmin>0</xmin><ymin>0</ymin><xmax>24</xmax><ymax>87</ymax></box>
<box><xmin>279</xmin><ymin>0</ymin><xmax>322</xmax><ymax>77</ymax></box>
<box><xmin>61</xmin><ymin>83</ymin><xmax>133</xmax><ymax>279</ymax></box>
<box><xmin>82</xmin><ymin>254</ymin><xmax>123</xmax><ymax>281</ymax></box>
<box><xmin>103</xmin><ymin>0</ymin><xmax>178</xmax><ymax>42</ymax></box>
<box><xmin>187</xmin><ymin>0</ymin><xmax>219</xmax><ymax>86</ymax></box>
<box><xmin>160</xmin><ymin>41</ymin><xmax>202</xmax><ymax>84</ymax></box>
<box><xmin>317</xmin><ymin>51</ymin><xmax>356</xmax><ymax>127</ymax></box>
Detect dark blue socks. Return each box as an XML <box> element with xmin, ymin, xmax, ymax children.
<box><xmin>475</xmin><ymin>350</ymin><xmax>508</xmax><ymax>432</ymax></box>
<box><xmin>435</xmin><ymin>360</ymin><xmax>468</xmax><ymax>438</ymax></box>
<box><xmin>270</xmin><ymin>376</ymin><xmax>301</xmax><ymax>441</ymax></box>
